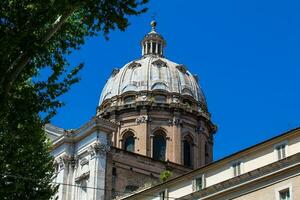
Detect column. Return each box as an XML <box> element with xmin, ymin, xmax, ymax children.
<box><xmin>88</xmin><ymin>141</ymin><xmax>110</xmax><ymax>200</ymax></box>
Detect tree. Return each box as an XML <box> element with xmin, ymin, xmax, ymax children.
<box><xmin>160</xmin><ymin>170</ymin><xmax>172</xmax><ymax>182</ymax></box>
<box><xmin>0</xmin><ymin>0</ymin><xmax>148</xmax><ymax>199</ymax></box>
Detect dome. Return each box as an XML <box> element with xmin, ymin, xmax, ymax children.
<box><xmin>98</xmin><ymin>21</ymin><xmax>208</xmax><ymax>112</ymax></box>
<box><xmin>99</xmin><ymin>56</ymin><xmax>206</xmax><ymax>105</ymax></box>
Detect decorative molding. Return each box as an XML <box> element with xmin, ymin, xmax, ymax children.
<box><xmin>75</xmin><ymin>171</ymin><xmax>90</xmax><ymax>182</ymax></box>
<box><xmin>152</xmin><ymin>59</ymin><xmax>167</xmax><ymax>68</ymax></box>
<box><xmin>56</xmin><ymin>154</ymin><xmax>74</xmax><ymax>170</ymax></box>
<box><xmin>80</xmin><ymin>157</ymin><xmax>89</xmax><ymax>166</ymax></box>
<box><xmin>136</xmin><ymin>115</ymin><xmax>151</xmax><ymax>124</ymax></box>
<box><xmin>176</xmin><ymin>64</ymin><xmax>187</xmax><ymax>74</ymax></box>
<box><xmin>128</xmin><ymin>61</ymin><xmax>141</xmax><ymax>69</ymax></box>
<box><xmin>88</xmin><ymin>141</ymin><xmax>110</xmax><ymax>159</ymax></box>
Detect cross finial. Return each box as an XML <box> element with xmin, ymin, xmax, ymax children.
<box><xmin>151</xmin><ymin>20</ymin><xmax>157</xmax><ymax>32</ymax></box>
<box><xmin>151</xmin><ymin>14</ymin><xmax>157</xmax><ymax>32</ymax></box>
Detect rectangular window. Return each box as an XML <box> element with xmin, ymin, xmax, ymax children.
<box><xmin>232</xmin><ymin>162</ymin><xmax>241</xmax><ymax>176</ymax></box>
<box><xmin>276</xmin><ymin>144</ymin><xmax>286</xmax><ymax>160</ymax></box>
<box><xmin>195</xmin><ymin>177</ymin><xmax>202</xmax><ymax>191</ymax></box>
<box><xmin>193</xmin><ymin>175</ymin><xmax>204</xmax><ymax>191</ymax></box>
<box><xmin>279</xmin><ymin>189</ymin><xmax>290</xmax><ymax>200</ymax></box>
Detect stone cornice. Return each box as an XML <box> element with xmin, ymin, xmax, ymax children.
<box><xmin>51</xmin><ymin>117</ymin><xmax>117</xmax><ymax>149</ymax></box>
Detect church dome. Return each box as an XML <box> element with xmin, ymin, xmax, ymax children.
<box><xmin>98</xmin><ymin>21</ymin><xmax>208</xmax><ymax>112</ymax></box>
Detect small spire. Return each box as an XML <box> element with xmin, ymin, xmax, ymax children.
<box><xmin>151</xmin><ymin>20</ymin><xmax>157</xmax><ymax>32</ymax></box>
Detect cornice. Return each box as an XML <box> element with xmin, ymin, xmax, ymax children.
<box><xmin>51</xmin><ymin>117</ymin><xmax>117</xmax><ymax>149</ymax></box>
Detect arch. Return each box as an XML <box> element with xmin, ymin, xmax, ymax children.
<box><xmin>122</xmin><ymin>84</ymin><xmax>138</xmax><ymax>93</ymax></box>
<box><xmin>182</xmin><ymin>87</ymin><xmax>194</xmax><ymax>97</ymax></box>
<box><xmin>152</xmin><ymin>131</ymin><xmax>166</xmax><ymax>161</ymax></box>
<box><xmin>122</xmin><ymin>132</ymin><xmax>135</xmax><ymax>152</ymax></box>
<box><xmin>183</xmin><ymin>135</ymin><xmax>193</xmax><ymax>167</ymax></box>
<box><xmin>151</xmin><ymin>82</ymin><xmax>168</xmax><ymax>91</ymax></box>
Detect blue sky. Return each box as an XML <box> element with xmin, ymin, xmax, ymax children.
<box><xmin>50</xmin><ymin>0</ymin><xmax>300</xmax><ymax>160</ymax></box>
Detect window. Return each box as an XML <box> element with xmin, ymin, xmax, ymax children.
<box><xmin>124</xmin><ymin>96</ymin><xmax>135</xmax><ymax>104</ymax></box>
<box><xmin>232</xmin><ymin>162</ymin><xmax>241</xmax><ymax>176</ymax></box>
<box><xmin>153</xmin><ymin>133</ymin><xmax>166</xmax><ymax>161</ymax></box>
<box><xmin>152</xmin><ymin>42</ymin><xmax>156</xmax><ymax>53</ymax></box>
<box><xmin>183</xmin><ymin>137</ymin><xmax>193</xmax><ymax>167</ymax></box>
<box><xmin>279</xmin><ymin>189</ymin><xmax>290</xmax><ymax>200</ymax></box>
<box><xmin>147</xmin><ymin>42</ymin><xmax>151</xmax><ymax>53</ymax></box>
<box><xmin>123</xmin><ymin>134</ymin><xmax>135</xmax><ymax>152</ymax></box>
<box><xmin>154</xmin><ymin>95</ymin><xmax>167</xmax><ymax>103</ymax></box>
<box><xmin>276</xmin><ymin>144</ymin><xmax>286</xmax><ymax>160</ymax></box>
<box><xmin>193</xmin><ymin>175</ymin><xmax>204</xmax><ymax>191</ymax></box>
<box><xmin>158</xmin><ymin>43</ymin><xmax>162</xmax><ymax>54</ymax></box>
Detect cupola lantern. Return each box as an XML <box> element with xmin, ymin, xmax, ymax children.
<box><xmin>141</xmin><ymin>20</ymin><xmax>166</xmax><ymax>57</ymax></box>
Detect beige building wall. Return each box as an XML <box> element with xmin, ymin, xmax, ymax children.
<box><xmin>119</xmin><ymin>128</ymin><xmax>300</xmax><ymax>200</ymax></box>
<box><xmin>233</xmin><ymin>174</ymin><xmax>300</xmax><ymax>200</ymax></box>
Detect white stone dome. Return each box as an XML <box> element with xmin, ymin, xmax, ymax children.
<box><xmin>98</xmin><ymin>21</ymin><xmax>207</xmax><ymax>110</ymax></box>
<box><xmin>99</xmin><ymin>56</ymin><xmax>207</xmax><ymax>106</ymax></box>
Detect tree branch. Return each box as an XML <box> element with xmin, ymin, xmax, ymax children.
<box><xmin>3</xmin><ymin>7</ymin><xmax>77</xmax><ymax>96</ymax></box>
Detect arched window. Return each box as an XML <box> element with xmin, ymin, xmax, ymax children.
<box><xmin>153</xmin><ymin>133</ymin><xmax>166</xmax><ymax>161</ymax></box>
<box><xmin>123</xmin><ymin>133</ymin><xmax>135</xmax><ymax>152</ymax></box>
<box><xmin>183</xmin><ymin>136</ymin><xmax>193</xmax><ymax>167</ymax></box>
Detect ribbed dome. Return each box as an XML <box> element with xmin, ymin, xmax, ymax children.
<box><xmin>98</xmin><ymin>21</ymin><xmax>207</xmax><ymax>111</ymax></box>
<box><xmin>99</xmin><ymin>56</ymin><xmax>207</xmax><ymax>106</ymax></box>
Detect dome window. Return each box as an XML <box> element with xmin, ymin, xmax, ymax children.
<box><xmin>123</xmin><ymin>95</ymin><xmax>135</xmax><ymax>104</ymax></box>
<box><xmin>147</xmin><ymin>42</ymin><xmax>151</xmax><ymax>54</ymax></box>
<box><xmin>152</xmin><ymin>42</ymin><xmax>156</xmax><ymax>54</ymax></box>
<box><xmin>154</xmin><ymin>95</ymin><xmax>167</xmax><ymax>103</ymax></box>
<box><xmin>158</xmin><ymin>43</ymin><xmax>162</xmax><ymax>55</ymax></box>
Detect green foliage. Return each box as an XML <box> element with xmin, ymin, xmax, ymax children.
<box><xmin>159</xmin><ymin>170</ymin><xmax>172</xmax><ymax>182</ymax></box>
<box><xmin>0</xmin><ymin>0</ymin><xmax>148</xmax><ymax>198</ymax></box>
<box><xmin>0</xmin><ymin>82</ymin><xmax>59</xmax><ymax>199</ymax></box>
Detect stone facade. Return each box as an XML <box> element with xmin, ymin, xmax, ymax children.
<box><xmin>105</xmin><ymin>147</ymin><xmax>191</xmax><ymax>199</ymax></box>
<box><xmin>48</xmin><ymin>117</ymin><xmax>117</xmax><ymax>200</ymax></box>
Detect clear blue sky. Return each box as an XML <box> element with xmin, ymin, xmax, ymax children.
<box><xmin>50</xmin><ymin>0</ymin><xmax>300</xmax><ymax>160</ymax></box>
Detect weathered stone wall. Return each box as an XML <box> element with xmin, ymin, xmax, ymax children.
<box><xmin>105</xmin><ymin>147</ymin><xmax>191</xmax><ymax>200</ymax></box>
